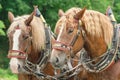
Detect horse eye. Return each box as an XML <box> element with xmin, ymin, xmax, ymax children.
<box><xmin>68</xmin><ymin>28</ymin><xmax>74</xmax><ymax>33</ymax></box>
<box><xmin>23</xmin><ymin>35</ymin><xmax>29</xmax><ymax>40</ymax></box>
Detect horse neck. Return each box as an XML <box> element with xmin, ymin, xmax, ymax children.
<box><xmin>27</xmin><ymin>41</ymin><xmax>54</xmax><ymax>76</ymax></box>
<box><xmin>27</xmin><ymin>46</ymin><xmax>41</xmax><ymax>63</ymax></box>
<box><xmin>84</xmin><ymin>34</ymin><xmax>108</xmax><ymax>58</ymax></box>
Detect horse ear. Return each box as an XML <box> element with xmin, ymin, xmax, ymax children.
<box><xmin>74</xmin><ymin>8</ymin><xmax>86</xmax><ymax>20</ymax></box>
<box><xmin>58</xmin><ymin>9</ymin><xmax>65</xmax><ymax>17</ymax></box>
<box><xmin>25</xmin><ymin>12</ymin><xmax>34</xmax><ymax>26</ymax></box>
<box><xmin>8</xmin><ymin>12</ymin><xmax>14</xmax><ymax>23</ymax></box>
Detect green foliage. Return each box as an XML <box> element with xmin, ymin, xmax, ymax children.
<box><xmin>0</xmin><ymin>20</ymin><xmax>5</xmax><ymax>36</ymax></box>
<box><xmin>0</xmin><ymin>4</ymin><xmax>5</xmax><ymax>36</ymax></box>
<box><xmin>90</xmin><ymin>0</ymin><xmax>113</xmax><ymax>13</ymax></box>
<box><xmin>0</xmin><ymin>4</ymin><xmax>2</xmax><ymax>12</ymax></box>
<box><xmin>0</xmin><ymin>36</ymin><xmax>9</xmax><ymax>69</ymax></box>
<box><xmin>113</xmin><ymin>0</ymin><xmax>120</xmax><ymax>23</ymax></box>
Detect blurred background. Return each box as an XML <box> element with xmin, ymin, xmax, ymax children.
<box><xmin>0</xmin><ymin>0</ymin><xmax>120</xmax><ymax>80</ymax></box>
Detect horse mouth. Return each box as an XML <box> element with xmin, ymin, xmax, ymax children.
<box><xmin>51</xmin><ymin>62</ymin><xmax>65</xmax><ymax>69</ymax></box>
<box><xmin>10</xmin><ymin>64</ymin><xmax>29</xmax><ymax>74</ymax></box>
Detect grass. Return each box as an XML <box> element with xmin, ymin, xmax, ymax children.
<box><xmin>0</xmin><ymin>68</ymin><xmax>17</xmax><ymax>80</ymax></box>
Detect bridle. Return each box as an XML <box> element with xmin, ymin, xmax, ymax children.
<box><xmin>53</xmin><ymin>20</ymin><xmax>85</xmax><ymax>57</ymax></box>
<box><xmin>8</xmin><ymin>27</ymin><xmax>32</xmax><ymax>59</ymax></box>
<box><xmin>52</xmin><ymin>19</ymin><xmax>86</xmax><ymax>79</ymax></box>
<box><xmin>7</xmin><ymin>22</ymin><xmax>58</xmax><ymax>79</ymax></box>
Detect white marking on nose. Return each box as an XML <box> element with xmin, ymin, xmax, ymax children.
<box><xmin>57</xmin><ymin>22</ymin><xmax>65</xmax><ymax>41</ymax></box>
<box><xmin>12</xmin><ymin>29</ymin><xmax>21</xmax><ymax>50</ymax></box>
<box><xmin>10</xmin><ymin>29</ymin><xmax>22</xmax><ymax>73</ymax></box>
<box><xmin>9</xmin><ymin>58</ymin><xmax>19</xmax><ymax>73</ymax></box>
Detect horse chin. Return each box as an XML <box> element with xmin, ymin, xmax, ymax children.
<box><xmin>10</xmin><ymin>66</ymin><xmax>27</xmax><ymax>74</ymax></box>
<box><xmin>9</xmin><ymin>58</ymin><xmax>24</xmax><ymax>74</ymax></box>
<box><xmin>10</xmin><ymin>64</ymin><xmax>19</xmax><ymax>74</ymax></box>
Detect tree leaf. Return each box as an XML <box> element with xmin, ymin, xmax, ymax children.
<box><xmin>0</xmin><ymin>29</ymin><xmax>5</xmax><ymax>36</ymax></box>
<box><xmin>0</xmin><ymin>20</ymin><xmax>5</xmax><ymax>29</ymax></box>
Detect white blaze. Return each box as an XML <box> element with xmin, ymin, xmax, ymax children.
<box><xmin>12</xmin><ymin>29</ymin><xmax>21</xmax><ymax>50</ymax></box>
<box><xmin>9</xmin><ymin>58</ymin><xmax>19</xmax><ymax>73</ymax></box>
<box><xmin>57</xmin><ymin>22</ymin><xmax>65</xmax><ymax>41</ymax></box>
<box><xmin>10</xmin><ymin>29</ymin><xmax>21</xmax><ymax>74</ymax></box>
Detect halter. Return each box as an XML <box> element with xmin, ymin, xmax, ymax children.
<box><xmin>8</xmin><ymin>27</ymin><xmax>32</xmax><ymax>59</ymax></box>
<box><xmin>53</xmin><ymin>20</ymin><xmax>85</xmax><ymax>56</ymax></box>
<box><xmin>7</xmin><ymin>23</ymin><xmax>53</xmax><ymax>79</ymax></box>
<box><xmin>52</xmin><ymin>20</ymin><xmax>85</xmax><ymax>79</ymax></box>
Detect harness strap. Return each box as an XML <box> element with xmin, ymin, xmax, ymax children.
<box><xmin>70</xmin><ymin>22</ymin><xmax>81</xmax><ymax>46</ymax></box>
<box><xmin>23</xmin><ymin>7</ymin><xmax>55</xmax><ymax>79</ymax></box>
<box><xmin>23</xmin><ymin>28</ymin><xmax>52</xmax><ymax>79</ymax></box>
<box><xmin>80</xmin><ymin>22</ymin><xmax>120</xmax><ymax>73</ymax></box>
<box><xmin>37</xmin><ymin>26</ymin><xmax>51</xmax><ymax>69</ymax></box>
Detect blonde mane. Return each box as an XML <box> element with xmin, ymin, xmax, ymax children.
<box><xmin>7</xmin><ymin>15</ymin><xmax>46</xmax><ymax>52</ymax></box>
<box><xmin>82</xmin><ymin>10</ymin><xmax>113</xmax><ymax>45</ymax></box>
<box><xmin>30</xmin><ymin>16</ymin><xmax>46</xmax><ymax>52</ymax></box>
<box><xmin>55</xmin><ymin>7</ymin><xmax>113</xmax><ymax>45</ymax></box>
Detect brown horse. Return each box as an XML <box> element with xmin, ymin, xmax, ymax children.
<box><xmin>50</xmin><ymin>7</ymin><xmax>120</xmax><ymax>80</ymax></box>
<box><xmin>7</xmin><ymin>10</ymin><xmax>55</xmax><ymax>80</ymax></box>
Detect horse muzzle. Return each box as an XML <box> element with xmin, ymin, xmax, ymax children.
<box><xmin>9</xmin><ymin>58</ymin><xmax>21</xmax><ymax>74</ymax></box>
<box><xmin>50</xmin><ymin>49</ymin><xmax>67</xmax><ymax>69</ymax></box>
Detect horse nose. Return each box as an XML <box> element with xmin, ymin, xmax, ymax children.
<box><xmin>50</xmin><ymin>56</ymin><xmax>59</xmax><ymax>64</ymax></box>
<box><xmin>56</xmin><ymin>57</ymin><xmax>59</xmax><ymax>63</ymax></box>
<box><xmin>18</xmin><ymin>64</ymin><xmax>20</xmax><ymax>69</ymax></box>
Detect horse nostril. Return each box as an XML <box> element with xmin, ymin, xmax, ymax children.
<box><xmin>56</xmin><ymin>57</ymin><xmax>59</xmax><ymax>63</ymax></box>
<box><xmin>18</xmin><ymin>64</ymin><xmax>20</xmax><ymax>69</ymax></box>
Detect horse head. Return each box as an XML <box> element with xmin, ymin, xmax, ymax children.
<box><xmin>7</xmin><ymin>12</ymin><xmax>34</xmax><ymax>73</ymax></box>
<box><xmin>7</xmin><ymin>10</ymin><xmax>47</xmax><ymax>74</ymax></box>
<box><xmin>50</xmin><ymin>8</ymin><xmax>86</xmax><ymax>69</ymax></box>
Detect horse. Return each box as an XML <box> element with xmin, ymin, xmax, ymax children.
<box><xmin>7</xmin><ymin>9</ymin><xmax>55</xmax><ymax>80</ymax></box>
<box><xmin>50</xmin><ymin>7</ymin><xmax>120</xmax><ymax>80</ymax></box>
